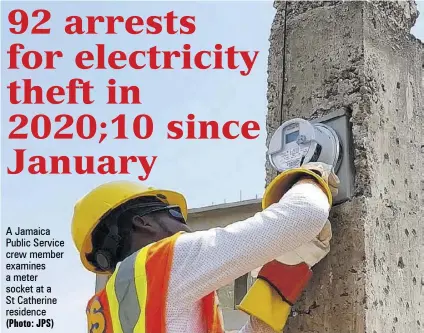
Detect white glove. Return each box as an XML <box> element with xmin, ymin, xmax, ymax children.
<box><xmin>301</xmin><ymin>162</ymin><xmax>340</xmax><ymax>197</ymax></box>
<box><xmin>251</xmin><ymin>220</ymin><xmax>332</xmax><ymax>278</ymax></box>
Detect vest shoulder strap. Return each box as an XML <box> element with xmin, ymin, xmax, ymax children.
<box><xmin>104</xmin><ymin>233</ymin><xmax>181</xmax><ymax>333</ymax></box>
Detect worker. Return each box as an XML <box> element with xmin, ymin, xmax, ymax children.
<box><xmin>72</xmin><ymin>162</ymin><xmax>339</xmax><ymax>333</ymax></box>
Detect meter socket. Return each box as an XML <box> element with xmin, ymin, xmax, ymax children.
<box><xmin>266</xmin><ymin>110</ymin><xmax>355</xmax><ymax>205</ymax></box>
<box><xmin>267</xmin><ymin>118</ymin><xmax>342</xmax><ymax>173</ymax></box>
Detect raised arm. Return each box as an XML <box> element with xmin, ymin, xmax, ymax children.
<box><xmin>167</xmin><ymin>179</ymin><xmax>330</xmax><ymax>306</ymax></box>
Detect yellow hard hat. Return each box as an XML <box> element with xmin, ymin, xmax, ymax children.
<box><xmin>71</xmin><ymin>180</ymin><xmax>187</xmax><ymax>274</ymax></box>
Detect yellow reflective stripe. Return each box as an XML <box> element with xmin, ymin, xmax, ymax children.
<box><xmin>106</xmin><ymin>270</ymin><xmax>123</xmax><ymax>333</ymax></box>
<box><xmin>106</xmin><ymin>268</ymin><xmax>123</xmax><ymax>333</ymax></box>
<box><xmin>133</xmin><ymin>245</ymin><xmax>150</xmax><ymax>333</ymax></box>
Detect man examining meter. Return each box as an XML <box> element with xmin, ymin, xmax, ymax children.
<box><xmin>71</xmin><ymin>162</ymin><xmax>339</xmax><ymax>333</ymax></box>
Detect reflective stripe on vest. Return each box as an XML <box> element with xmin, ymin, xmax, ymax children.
<box><xmin>86</xmin><ymin>233</ymin><xmax>224</xmax><ymax>333</ymax></box>
<box><xmin>106</xmin><ymin>246</ymin><xmax>149</xmax><ymax>332</ymax></box>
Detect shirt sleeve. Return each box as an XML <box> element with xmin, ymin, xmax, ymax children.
<box><xmin>167</xmin><ymin>182</ymin><xmax>330</xmax><ymax>306</ymax></box>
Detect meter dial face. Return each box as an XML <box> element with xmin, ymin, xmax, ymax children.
<box><xmin>270</xmin><ymin>121</ymin><xmax>313</xmax><ymax>171</ymax></box>
<box><xmin>267</xmin><ymin>118</ymin><xmax>342</xmax><ymax>173</ymax></box>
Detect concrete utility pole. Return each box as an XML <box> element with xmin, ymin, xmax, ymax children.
<box><xmin>266</xmin><ymin>1</ymin><xmax>423</xmax><ymax>332</ymax></box>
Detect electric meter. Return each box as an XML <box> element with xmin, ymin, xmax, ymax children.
<box><xmin>267</xmin><ymin>118</ymin><xmax>342</xmax><ymax>173</ymax></box>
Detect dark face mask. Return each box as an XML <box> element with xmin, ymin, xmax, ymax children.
<box><xmin>88</xmin><ymin>201</ymin><xmax>186</xmax><ymax>272</ymax></box>
<box><xmin>86</xmin><ymin>223</ymin><xmax>122</xmax><ymax>272</ymax></box>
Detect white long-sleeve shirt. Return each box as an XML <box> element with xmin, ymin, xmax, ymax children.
<box><xmin>166</xmin><ymin>182</ymin><xmax>330</xmax><ymax>332</ymax></box>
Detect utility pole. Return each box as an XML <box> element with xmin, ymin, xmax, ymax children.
<box><xmin>266</xmin><ymin>1</ymin><xmax>423</xmax><ymax>332</ymax></box>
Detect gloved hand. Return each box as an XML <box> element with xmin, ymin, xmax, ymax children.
<box><xmin>239</xmin><ymin>220</ymin><xmax>332</xmax><ymax>332</ymax></box>
<box><xmin>251</xmin><ymin>220</ymin><xmax>332</xmax><ymax>278</ymax></box>
<box><xmin>262</xmin><ymin>162</ymin><xmax>340</xmax><ymax>210</ymax></box>
<box><xmin>300</xmin><ymin>162</ymin><xmax>340</xmax><ymax>197</ymax></box>
<box><xmin>238</xmin><ymin>163</ymin><xmax>337</xmax><ymax>332</ymax></box>
<box><xmin>238</xmin><ymin>264</ymin><xmax>310</xmax><ymax>332</ymax></box>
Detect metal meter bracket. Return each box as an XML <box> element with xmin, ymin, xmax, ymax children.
<box><xmin>268</xmin><ymin>109</ymin><xmax>354</xmax><ymax>205</ymax></box>
<box><xmin>311</xmin><ymin>109</ymin><xmax>354</xmax><ymax>205</ymax></box>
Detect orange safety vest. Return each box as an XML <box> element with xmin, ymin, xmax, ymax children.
<box><xmin>85</xmin><ymin>233</ymin><xmax>224</xmax><ymax>333</ymax></box>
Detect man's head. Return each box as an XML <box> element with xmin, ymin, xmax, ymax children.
<box><xmin>86</xmin><ymin>196</ymin><xmax>191</xmax><ymax>272</ymax></box>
